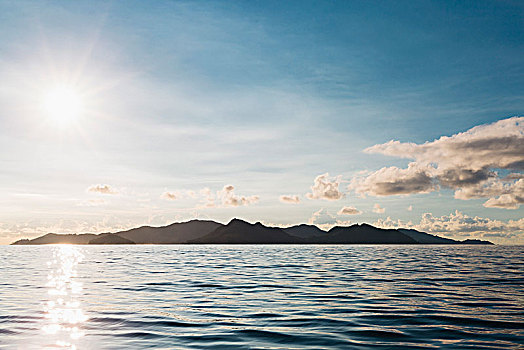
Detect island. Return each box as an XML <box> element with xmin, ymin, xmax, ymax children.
<box><xmin>11</xmin><ymin>218</ymin><xmax>493</xmax><ymax>245</ymax></box>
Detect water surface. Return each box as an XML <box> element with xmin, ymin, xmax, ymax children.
<box><xmin>0</xmin><ymin>245</ymin><xmax>522</xmax><ymax>349</ymax></box>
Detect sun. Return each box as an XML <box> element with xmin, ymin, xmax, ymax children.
<box><xmin>42</xmin><ymin>86</ymin><xmax>84</xmax><ymax>126</ymax></box>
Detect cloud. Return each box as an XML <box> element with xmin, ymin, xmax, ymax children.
<box><xmin>87</xmin><ymin>184</ymin><xmax>118</xmax><ymax>195</ymax></box>
<box><xmin>1</xmin><ymin>217</ymin><xmax>137</xmax><ymax>244</ymax></box>
<box><xmin>197</xmin><ymin>185</ymin><xmax>259</xmax><ymax>208</ymax></box>
<box><xmin>437</xmin><ymin>168</ymin><xmax>494</xmax><ymax>189</ymax></box>
<box><xmin>504</xmin><ymin>173</ymin><xmax>524</xmax><ymax>180</ymax></box>
<box><xmin>372</xmin><ymin>203</ymin><xmax>385</xmax><ymax>213</ymax></box>
<box><xmin>308</xmin><ymin>208</ymin><xmax>351</xmax><ymax>230</ymax></box>
<box><xmin>161</xmin><ymin>190</ymin><xmax>200</xmax><ymax>201</ymax></box>
<box><xmin>308</xmin><ymin>208</ymin><xmax>333</xmax><ymax>225</ymax></box>
<box><xmin>161</xmin><ymin>191</ymin><xmax>179</xmax><ymax>200</ymax></box>
<box><xmin>160</xmin><ymin>187</ymin><xmax>259</xmax><ymax>208</ymax></box>
<box><xmin>373</xmin><ymin>217</ymin><xmax>413</xmax><ymax>230</ymax></box>
<box><xmin>416</xmin><ymin>211</ymin><xmax>524</xmax><ymax>240</ymax></box>
<box><xmin>454</xmin><ymin>178</ymin><xmax>524</xmax><ymax>209</ymax></box>
<box><xmin>350</xmin><ymin>117</ymin><xmax>524</xmax><ymax>209</ymax></box>
<box><xmin>334</xmin><ymin>220</ymin><xmax>352</xmax><ymax>227</ymax></box>
<box><xmin>373</xmin><ymin>210</ymin><xmax>524</xmax><ymax>243</ymax></box>
<box><xmin>337</xmin><ymin>206</ymin><xmax>362</xmax><ymax>215</ymax></box>
<box><xmin>279</xmin><ymin>195</ymin><xmax>300</xmax><ymax>204</ymax></box>
<box><xmin>349</xmin><ymin>163</ymin><xmax>436</xmax><ymax>196</ymax></box>
<box><xmin>219</xmin><ymin>185</ymin><xmax>259</xmax><ymax>207</ymax></box>
<box><xmin>199</xmin><ymin>187</ymin><xmax>215</xmax><ymax>208</ymax></box>
<box><xmin>365</xmin><ymin>117</ymin><xmax>524</xmax><ymax>171</ymax></box>
<box><xmin>306</xmin><ymin>173</ymin><xmax>344</xmax><ymax>201</ymax></box>
<box><xmin>483</xmin><ymin>194</ymin><xmax>522</xmax><ymax>210</ymax></box>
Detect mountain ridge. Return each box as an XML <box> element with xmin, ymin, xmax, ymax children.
<box><xmin>188</xmin><ymin>219</ymin><xmax>302</xmax><ymax>244</ymax></box>
<box><xmin>10</xmin><ymin>219</ymin><xmax>494</xmax><ymax>245</ymax></box>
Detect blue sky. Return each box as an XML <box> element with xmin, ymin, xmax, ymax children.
<box><xmin>0</xmin><ymin>0</ymin><xmax>522</xmax><ymax>244</ymax></box>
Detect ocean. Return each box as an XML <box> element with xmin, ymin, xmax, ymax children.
<box><xmin>0</xmin><ymin>245</ymin><xmax>522</xmax><ymax>349</ymax></box>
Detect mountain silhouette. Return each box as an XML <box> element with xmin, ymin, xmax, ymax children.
<box><xmin>116</xmin><ymin>220</ymin><xmax>222</xmax><ymax>244</ymax></box>
<box><xmin>10</xmin><ymin>219</ymin><xmax>493</xmax><ymax>245</ymax></box>
<box><xmin>460</xmin><ymin>239</ymin><xmax>495</xmax><ymax>244</ymax></box>
<box><xmin>313</xmin><ymin>223</ymin><xmax>417</xmax><ymax>244</ymax></box>
<box><xmin>189</xmin><ymin>219</ymin><xmax>302</xmax><ymax>244</ymax></box>
<box><xmin>11</xmin><ymin>220</ymin><xmax>221</xmax><ymax>245</ymax></box>
<box><xmin>12</xmin><ymin>233</ymin><xmax>97</xmax><ymax>245</ymax></box>
<box><xmin>88</xmin><ymin>234</ymin><xmax>135</xmax><ymax>244</ymax></box>
<box><xmin>283</xmin><ymin>224</ymin><xmax>326</xmax><ymax>239</ymax></box>
<box><xmin>397</xmin><ymin>229</ymin><xmax>456</xmax><ymax>244</ymax></box>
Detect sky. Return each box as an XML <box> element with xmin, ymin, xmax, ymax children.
<box><xmin>0</xmin><ymin>0</ymin><xmax>522</xmax><ymax>244</ymax></box>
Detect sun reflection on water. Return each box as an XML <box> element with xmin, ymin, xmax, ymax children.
<box><xmin>43</xmin><ymin>245</ymin><xmax>87</xmax><ymax>349</ymax></box>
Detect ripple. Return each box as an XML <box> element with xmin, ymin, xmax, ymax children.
<box><xmin>1</xmin><ymin>244</ymin><xmax>523</xmax><ymax>349</ymax></box>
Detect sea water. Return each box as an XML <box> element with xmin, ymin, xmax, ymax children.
<box><xmin>0</xmin><ymin>245</ymin><xmax>522</xmax><ymax>349</ymax></box>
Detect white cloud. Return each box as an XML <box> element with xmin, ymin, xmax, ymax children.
<box><xmin>308</xmin><ymin>208</ymin><xmax>351</xmax><ymax>230</ymax></box>
<box><xmin>372</xmin><ymin>203</ymin><xmax>385</xmax><ymax>213</ymax></box>
<box><xmin>186</xmin><ymin>190</ymin><xmax>197</xmax><ymax>199</ymax></box>
<box><xmin>199</xmin><ymin>187</ymin><xmax>215</xmax><ymax>207</ymax></box>
<box><xmin>306</xmin><ymin>173</ymin><xmax>344</xmax><ymax>201</ymax></box>
<box><xmin>161</xmin><ymin>191</ymin><xmax>179</xmax><ymax>200</ymax></box>
<box><xmin>365</xmin><ymin>117</ymin><xmax>524</xmax><ymax>171</ymax></box>
<box><xmin>373</xmin><ymin>210</ymin><xmax>524</xmax><ymax>243</ymax></box>
<box><xmin>161</xmin><ymin>190</ymin><xmax>200</xmax><ymax>201</ymax></box>
<box><xmin>455</xmin><ymin>178</ymin><xmax>524</xmax><ymax>209</ymax></box>
<box><xmin>279</xmin><ymin>195</ymin><xmax>300</xmax><ymax>204</ymax></box>
<box><xmin>417</xmin><ymin>211</ymin><xmax>524</xmax><ymax>240</ymax></box>
<box><xmin>483</xmin><ymin>194</ymin><xmax>522</xmax><ymax>210</ymax></box>
<box><xmin>308</xmin><ymin>208</ymin><xmax>332</xmax><ymax>225</ymax></box>
<box><xmin>373</xmin><ymin>216</ymin><xmax>412</xmax><ymax>229</ymax></box>
<box><xmin>219</xmin><ymin>185</ymin><xmax>259</xmax><ymax>207</ymax></box>
<box><xmin>159</xmin><ymin>186</ymin><xmax>259</xmax><ymax>208</ymax></box>
<box><xmin>197</xmin><ymin>185</ymin><xmax>259</xmax><ymax>208</ymax></box>
<box><xmin>337</xmin><ymin>206</ymin><xmax>362</xmax><ymax>215</ymax></box>
<box><xmin>334</xmin><ymin>220</ymin><xmax>352</xmax><ymax>227</ymax></box>
<box><xmin>350</xmin><ymin>117</ymin><xmax>524</xmax><ymax>209</ymax></box>
<box><xmin>87</xmin><ymin>184</ymin><xmax>118</xmax><ymax>195</ymax></box>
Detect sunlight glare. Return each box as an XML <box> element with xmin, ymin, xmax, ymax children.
<box><xmin>43</xmin><ymin>245</ymin><xmax>87</xmax><ymax>347</ymax></box>
<box><xmin>43</xmin><ymin>86</ymin><xmax>83</xmax><ymax>126</ymax></box>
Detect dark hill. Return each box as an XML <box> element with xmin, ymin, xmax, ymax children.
<box><xmin>10</xmin><ymin>220</ymin><xmax>222</xmax><ymax>245</ymax></box>
<box><xmin>89</xmin><ymin>234</ymin><xmax>135</xmax><ymax>244</ymax></box>
<box><xmin>189</xmin><ymin>219</ymin><xmax>302</xmax><ymax>244</ymax></box>
<box><xmin>317</xmin><ymin>224</ymin><xmax>417</xmax><ymax>244</ymax></box>
<box><xmin>398</xmin><ymin>229</ymin><xmax>457</xmax><ymax>244</ymax></box>
<box><xmin>284</xmin><ymin>224</ymin><xmax>326</xmax><ymax>239</ymax></box>
<box><xmin>460</xmin><ymin>239</ymin><xmax>494</xmax><ymax>245</ymax></box>
<box><xmin>10</xmin><ymin>219</ymin><xmax>494</xmax><ymax>245</ymax></box>
<box><xmin>116</xmin><ymin>219</ymin><xmax>222</xmax><ymax>244</ymax></box>
<box><xmin>11</xmin><ymin>233</ymin><xmax>97</xmax><ymax>245</ymax></box>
